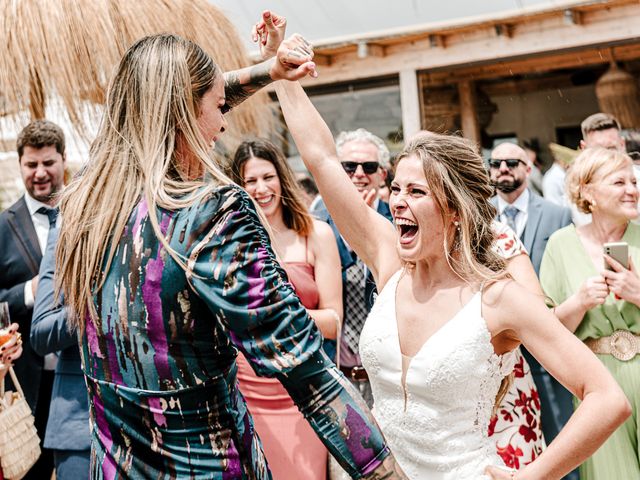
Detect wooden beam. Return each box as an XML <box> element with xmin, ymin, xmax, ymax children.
<box><xmin>399</xmin><ymin>69</ymin><xmax>421</xmax><ymax>139</ymax></box>
<box><xmin>300</xmin><ymin>2</ymin><xmax>640</xmax><ymax>88</ymax></box>
<box><xmin>367</xmin><ymin>44</ymin><xmax>386</xmax><ymax>58</ymax></box>
<box><xmin>310</xmin><ymin>0</ymin><xmax>635</xmax><ymax>54</ymax></box>
<box><xmin>429</xmin><ymin>34</ymin><xmax>445</xmax><ymax>48</ymax></box>
<box><xmin>494</xmin><ymin>24</ymin><xmax>514</xmax><ymax>38</ymax></box>
<box><xmin>421</xmin><ymin>43</ymin><xmax>640</xmax><ymax>87</ymax></box>
<box><xmin>313</xmin><ymin>53</ymin><xmax>332</xmax><ymax>67</ymax></box>
<box><xmin>480</xmin><ymin>74</ymin><xmax>577</xmax><ymax>96</ymax></box>
<box><xmin>562</xmin><ymin>8</ymin><xmax>583</xmax><ymax>26</ymax></box>
<box><xmin>458</xmin><ymin>81</ymin><xmax>481</xmax><ymax>147</ymax></box>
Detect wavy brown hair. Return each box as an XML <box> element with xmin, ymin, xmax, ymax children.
<box><xmin>56</xmin><ymin>34</ymin><xmax>233</xmax><ymax>332</ymax></box>
<box><xmin>398</xmin><ymin>131</ymin><xmax>506</xmax><ymax>281</ymax></box>
<box><xmin>229</xmin><ymin>138</ymin><xmax>313</xmax><ymax>237</ymax></box>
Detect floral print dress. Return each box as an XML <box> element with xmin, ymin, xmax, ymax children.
<box><xmin>489</xmin><ymin>222</ymin><xmax>546</xmax><ymax>469</ymax></box>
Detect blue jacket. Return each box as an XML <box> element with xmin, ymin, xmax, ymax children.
<box><xmin>31</xmin><ymin>227</ymin><xmax>90</xmax><ymax>451</ymax></box>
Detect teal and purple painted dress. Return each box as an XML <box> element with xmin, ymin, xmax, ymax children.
<box><xmin>82</xmin><ymin>185</ymin><xmax>390</xmax><ymax>479</ymax></box>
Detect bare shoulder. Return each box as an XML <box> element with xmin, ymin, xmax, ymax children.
<box><xmin>311</xmin><ymin>219</ymin><xmax>335</xmax><ymax>240</ymax></box>
<box><xmin>482</xmin><ymin>277</ymin><xmax>547</xmax><ymax>330</ymax></box>
<box><xmin>309</xmin><ymin>219</ymin><xmax>339</xmax><ymax>259</ymax></box>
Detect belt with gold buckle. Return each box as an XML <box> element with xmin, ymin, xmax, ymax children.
<box><xmin>584</xmin><ymin>330</ymin><xmax>640</xmax><ymax>361</ymax></box>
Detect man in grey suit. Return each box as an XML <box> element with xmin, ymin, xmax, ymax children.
<box><xmin>31</xmin><ymin>226</ymin><xmax>90</xmax><ymax>478</ymax></box>
<box><xmin>489</xmin><ymin>142</ymin><xmax>576</xmax><ymax>479</ymax></box>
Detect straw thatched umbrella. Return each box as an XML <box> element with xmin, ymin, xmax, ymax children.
<box><xmin>0</xmin><ymin>0</ymin><xmax>272</xmax><ymax>151</ymax></box>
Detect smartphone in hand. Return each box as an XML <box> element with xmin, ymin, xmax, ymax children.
<box><xmin>603</xmin><ymin>242</ymin><xmax>629</xmax><ymax>271</ymax></box>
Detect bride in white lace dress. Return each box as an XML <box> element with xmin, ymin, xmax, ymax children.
<box><xmin>276</xmin><ymin>80</ymin><xmax>630</xmax><ymax>479</ymax></box>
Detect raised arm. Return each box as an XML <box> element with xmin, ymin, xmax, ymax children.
<box><xmin>485</xmin><ymin>282</ymin><xmax>630</xmax><ymax>480</ymax></box>
<box><xmin>224</xmin><ymin>11</ymin><xmax>317</xmax><ymax>108</ymax></box>
<box><xmin>275</xmin><ymin>80</ymin><xmax>397</xmax><ymax>284</ymax></box>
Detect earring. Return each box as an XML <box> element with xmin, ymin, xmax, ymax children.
<box><xmin>452</xmin><ymin>221</ymin><xmax>462</xmax><ymax>251</ymax></box>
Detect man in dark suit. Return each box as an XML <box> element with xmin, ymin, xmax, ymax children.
<box><xmin>32</xmin><ymin>226</ymin><xmax>90</xmax><ymax>479</ymax></box>
<box><xmin>489</xmin><ymin>142</ymin><xmax>576</xmax><ymax>480</ymax></box>
<box><xmin>0</xmin><ymin>120</ymin><xmax>66</xmax><ymax>479</ymax></box>
<box><xmin>320</xmin><ymin>128</ymin><xmax>393</xmax><ymax>407</ymax></box>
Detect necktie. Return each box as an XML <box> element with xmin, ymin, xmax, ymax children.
<box><xmin>503</xmin><ymin>205</ymin><xmax>519</xmax><ymax>234</ymax></box>
<box><xmin>36</xmin><ymin>206</ymin><xmax>59</xmax><ymax>228</ymax></box>
<box><xmin>343</xmin><ymin>257</ymin><xmax>368</xmax><ymax>353</ymax></box>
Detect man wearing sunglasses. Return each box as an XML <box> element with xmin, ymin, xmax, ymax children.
<box><xmin>489</xmin><ymin>142</ymin><xmax>574</xmax><ymax>475</ymax></box>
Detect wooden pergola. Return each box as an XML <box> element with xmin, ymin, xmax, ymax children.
<box><xmin>294</xmin><ymin>0</ymin><xmax>640</xmax><ymax>145</ymax></box>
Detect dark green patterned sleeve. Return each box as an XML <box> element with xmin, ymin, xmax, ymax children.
<box><xmin>186</xmin><ymin>185</ymin><xmax>393</xmax><ymax>479</ymax></box>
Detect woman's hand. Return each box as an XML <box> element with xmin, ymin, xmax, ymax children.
<box><xmin>0</xmin><ymin>323</ymin><xmax>23</xmax><ymax>378</ymax></box>
<box><xmin>270</xmin><ymin>34</ymin><xmax>317</xmax><ymax>81</ymax></box>
<box><xmin>252</xmin><ymin>10</ymin><xmax>316</xmax><ymax>80</ymax></box>
<box><xmin>603</xmin><ymin>256</ymin><xmax>640</xmax><ymax>304</ymax></box>
<box><xmin>252</xmin><ymin>10</ymin><xmax>287</xmax><ymax>59</ymax></box>
<box><xmin>576</xmin><ymin>275</ymin><xmax>609</xmax><ymax>310</ymax></box>
<box><xmin>485</xmin><ymin>465</ymin><xmax>517</xmax><ymax>479</ymax></box>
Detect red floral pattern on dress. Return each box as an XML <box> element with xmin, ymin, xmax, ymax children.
<box><xmin>497</xmin><ymin>443</ymin><xmax>524</xmax><ymax>469</ymax></box>
<box><xmin>489</xmin><ymin>222</ymin><xmax>545</xmax><ymax>468</ymax></box>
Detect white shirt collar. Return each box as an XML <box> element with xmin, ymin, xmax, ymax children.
<box><xmin>24</xmin><ymin>192</ymin><xmax>52</xmax><ymax>217</ymax></box>
<box><xmin>497</xmin><ymin>188</ymin><xmax>529</xmax><ymax>215</ymax></box>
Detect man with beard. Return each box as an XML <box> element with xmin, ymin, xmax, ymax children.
<box><xmin>0</xmin><ymin>120</ymin><xmax>66</xmax><ymax>479</ymax></box>
<box><xmin>489</xmin><ymin>142</ymin><xmax>576</xmax><ymax>479</ymax></box>
<box><xmin>490</xmin><ymin>142</ymin><xmax>571</xmax><ymax>272</ymax></box>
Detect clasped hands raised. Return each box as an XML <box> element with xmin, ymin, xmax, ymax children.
<box><xmin>252</xmin><ymin>10</ymin><xmax>318</xmax><ymax>81</ymax></box>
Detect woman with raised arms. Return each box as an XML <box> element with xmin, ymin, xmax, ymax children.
<box><xmin>273</xmin><ymin>76</ymin><xmax>630</xmax><ymax>479</ymax></box>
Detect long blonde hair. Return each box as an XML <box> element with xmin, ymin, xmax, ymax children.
<box><xmin>56</xmin><ymin>34</ymin><xmax>232</xmax><ymax>332</ymax></box>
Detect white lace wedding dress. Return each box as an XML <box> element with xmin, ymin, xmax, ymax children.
<box><xmin>360</xmin><ymin>270</ymin><xmax>516</xmax><ymax>479</ymax></box>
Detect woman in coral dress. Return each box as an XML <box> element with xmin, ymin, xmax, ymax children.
<box><xmin>229</xmin><ymin>138</ymin><xmax>343</xmax><ymax>479</ymax></box>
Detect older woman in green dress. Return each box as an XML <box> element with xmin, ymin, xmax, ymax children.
<box><xmin>540</xmin><ymin>147</ymin><xmax>640</xmax><ymax>479</ymax></box>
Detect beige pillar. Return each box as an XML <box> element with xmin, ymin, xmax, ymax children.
<box><xmin>399</xmin><ymin>68</ymin><xmax>421</xmax><ymax>140</ymax></box>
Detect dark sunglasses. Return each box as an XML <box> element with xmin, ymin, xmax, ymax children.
<box><xmin>488</xmin><ymin>158</ymin><xmax>526</xmax><ymax>169</ymax></box>
<box><xmin>341</xmin><ymin>161</ymin><xmax>380</xmax><ymax>175</ymax></box>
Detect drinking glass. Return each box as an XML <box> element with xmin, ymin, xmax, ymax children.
<box><xmin>0</xmin><ymin>302</ymin><xmax>13</xmax><ymax>346</ymax></box>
